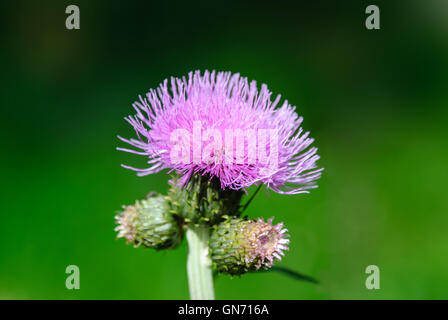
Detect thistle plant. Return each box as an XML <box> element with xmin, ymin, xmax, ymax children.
<box><xmin>115</xmin><ymin>70</ymin><xmax>323</xmax><ymax>299</ymax></box>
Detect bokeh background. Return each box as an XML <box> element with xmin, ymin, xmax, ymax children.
<box><xmin>1</xmin><ymin>0</ymin><xmax>447</xmax><ymax>299</ymax></box>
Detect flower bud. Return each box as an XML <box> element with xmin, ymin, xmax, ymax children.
<box><xmin>115</xmin><ymin>194</ymin><xmax>183</xmax><ymax>250</ymax></box>
<box><xmin>210</xmin><ymin>216</ymin><xmax>290</xmax><ymax>275</ymax></box>
<box><xmin>167</xmin><ymin>175</ymin><xmax>243</xmax><ymax>226</ymax></box>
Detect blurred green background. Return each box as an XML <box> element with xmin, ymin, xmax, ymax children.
<box><xmin>1</xmin><ymin>0</ymin><xmax>447</xmax><ymax>299</ymax></box>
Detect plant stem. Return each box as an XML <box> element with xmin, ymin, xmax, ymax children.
<box><xmin>186</xmin><ymin>226</ymin><xmax>215</xmax><ymax>300</ymax></box>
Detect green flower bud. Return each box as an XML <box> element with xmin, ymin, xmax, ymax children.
<box><xmin>115</xmin><ymin>194</ymin><xmax>183</xmax><ymax>250</ymax></box>
<box><xmin>167</xmin><ymin>175</ymin><xmax>243</xmax><ymax>226</ymax></box>
<box><xmin>210</xmin><ymin>216</ymin><xmax>290</xmax><ymax>275</ymax></box>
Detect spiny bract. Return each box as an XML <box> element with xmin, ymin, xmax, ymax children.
<box><xmin>115</xmin><ymin>194</ymin><xmax>184</xmax><ymax>250</ymax></box>
<box><xmin>210</xmin><ymin>216</ymin><xmax>290</xmax><ymax>275</ymax></box>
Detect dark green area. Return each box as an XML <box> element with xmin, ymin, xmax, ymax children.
<box><xmin>1</xmin><ymin>0</ymin><xmax>447</xmax><ymax>299</ymax></box>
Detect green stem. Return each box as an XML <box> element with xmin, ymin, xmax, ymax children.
<box><xmin>186</xmin><ymin>226</ymin><xmax>215</xmax><ymax>300</ymax></box>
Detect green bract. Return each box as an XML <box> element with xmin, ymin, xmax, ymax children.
<box><xmin>210</xmin><ymin>216</ymin><xmax>290</xmax><ymax>276</ymax></box>
<box><xmin>167</xmin><ymin>175</ymin><xmax>243</xmax><ymax>226</ymax></box>
<box><xmin>115</xmin><ymin>194</ymin><xmax>183</xmax><ymax>250</ymax></box>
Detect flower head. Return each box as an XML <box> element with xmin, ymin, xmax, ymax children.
<box><xmin>209</xmin><ymin>216</ymin><xmax>289</xmax><ymax>275</ymax></box>
<box><xmin>118</xmin><ymin>70</ymin><xmax>323</xmax><ymax>194</ymax></box>
<box><xmin>115</xmin><ymin>194</ymin><xmax>183</xmax><ymax>250</ymax></box>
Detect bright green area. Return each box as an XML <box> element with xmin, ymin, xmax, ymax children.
<box><xmin>1</xmin><ymin>1</ymin><xmax>447</xmax><ymax>299</ymax></box>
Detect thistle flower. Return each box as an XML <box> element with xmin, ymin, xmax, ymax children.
<box><xmin>115</xmin><ymin>194</ymin><xmax>183</xmax><ymax>250</ymax></box>
<box><xmin>118</xmin><ymin>70</ymin><xmax>323</xmax><ymax>194</ymax></box>
<box><xmin>209</xmin><ymin>216</ymin><xmax>289</xmax><ymax>275</ymax></box>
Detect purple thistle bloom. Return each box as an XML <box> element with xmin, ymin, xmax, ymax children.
<box><xmin>118</xmin><ymin>70</ymin><xmax>323</xmax><ymax>194</ymax></box>
<box><xmin>244</xmin><ymin>217</ymin><xmax>290</xmax><ymax>269</ymax></box>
